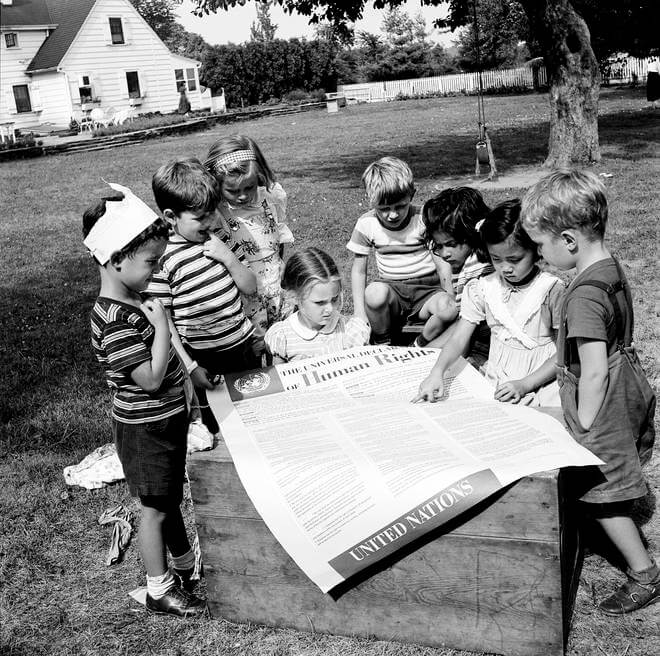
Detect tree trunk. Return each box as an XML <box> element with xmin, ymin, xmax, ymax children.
<box><xmin>520</xmin><ymin>0</ymin><xmax>600</xmax><ymax>167</ymax></box>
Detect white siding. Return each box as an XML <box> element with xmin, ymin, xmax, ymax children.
<box><xmin>0</xmin><ymin>28</ymin><xmax>54</xmax><ymax>130</ymax></box>
<box><xmin>60</xmin><ymin>0</ymin><xmax>202</xmax><ymax>118</ymax></box>
<box><xmin>32</xmin><ymin>72</ymin><xmax>72</xmax><ymax>126</ymax></box>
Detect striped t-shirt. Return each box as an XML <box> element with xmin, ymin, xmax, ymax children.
<box><xmin>346</xmin><ymin>207</ymin><xmax>436</xmax><ymax>280</ymax></box>
<box><xmin>452</xmin><ymin>253</ymin><xmax>494</xmax><ymax>309</ymax></box>
<box><xmin>146</xmin><ymin>233</ymin><xmax>254</xmax><ymax>351</ymax></box>
<box><xmin>90</xmin><ymin>298</ymin><xmax>186</xmax><ymax>424</ymax></box>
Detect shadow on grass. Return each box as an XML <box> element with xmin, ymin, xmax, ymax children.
<box><xmin>282</xmin><ymin>107</ymin><xmax>660</xmax><ymax>187</ymax></box>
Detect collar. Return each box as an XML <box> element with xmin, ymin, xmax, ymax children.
<box><xmin>504</xmin><ymin>265</ymin><xmax>540</xmax><ymax>289</ymax></box>
<box><xmin>289</xmin><ymin>311</ymin><xmax>340</xmax><ymax>340</ymax></box>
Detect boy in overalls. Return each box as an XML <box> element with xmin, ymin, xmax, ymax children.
<box><xmin>522</xmin><ymin>169</ymin><xmax>657</xmax><ymax>615</ymax></box>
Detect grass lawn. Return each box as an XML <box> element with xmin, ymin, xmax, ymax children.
<box><xmin>1</xmin><ymin>86</ymin><xmax>658</xmax><ymax>656</ymax></box>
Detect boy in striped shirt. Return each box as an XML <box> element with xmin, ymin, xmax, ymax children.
<box><xmin>147</xmin><ymin>158</ymin><xmax>258</xmax><ymax>434</ymax></box>
<box><xmin>84</xmin><ymin>183</ymin><xmax>206</xmax><ymax>617</ymax></box>
<box><xmin>348</xmin><ymin>156</ymin><xmax>453</xmax><ymax>344</ymax></box>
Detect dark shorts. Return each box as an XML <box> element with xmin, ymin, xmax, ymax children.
<box><xmin>376</xmin><ymin>272</ymin><xmax>443</xmax><ymax>328</ymax></box>
<box><xmin>113</xmin><ymin>411</ymin><xmax>188</xmax><ymax>500</ymax></box>
<box><xmin>186</xmin><ymin>334</ymin><xmax>263</xmax><ymax>375</ymax></box>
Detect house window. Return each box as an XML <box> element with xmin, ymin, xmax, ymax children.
<box><xmin>4</xmin><ymin>33</ymin><xmax>18</xmax><ymax>48</ymax></box>
<box><xmin>79</xmin><ymin>75</ymin><xmax>94</xmax><ymax>102</ymax></box>
<box><xmin>109</xmin><ymin>17</ymin><xmax>125</xmax><ymax>44</ymax></box>
<box><xmin>126</xmin><ymin>71</ymin><xmax>141</xmax><ymax>98</ymax></box>
<box><xmin>175</xmin><ymin>68</ymin><xmax>197</xmax><ymax>92</ymax></box>
<box><xmin>12</xmin><ymin>85</ymin><xmax>32</xmax><ymax>113</ymax></box>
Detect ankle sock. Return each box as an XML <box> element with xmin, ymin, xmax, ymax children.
<box><xmin>146</xmin><ymin>570</ymin><xmax>176</xmax><ymax>599</ymax></box>
<box><xmin>629</xmin><ymin>560</ymin><xmax>660</xmax><ymax>584</ymax></box>
<box><xmin>171</xmin><ymin>549</ymin><xmax>195</xmax><ymax>571</ymax></box>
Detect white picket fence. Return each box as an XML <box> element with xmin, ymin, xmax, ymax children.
<box><xmin>338</xmin><ymin>56</ymin><xmax>650</xmax><ymax>103</ymax></box>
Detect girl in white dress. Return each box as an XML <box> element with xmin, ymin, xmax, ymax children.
<box><xmin>415</xmin><ymin>199</ymin><xmax>564</xmax><ymax>407</ymax></box>
<box><xmin>204</xmin><ymin>135</ymin><xmax>294</xmax><ymax>342</ymax></box>
<box><xmin>265</xmin><ymin>248</ymin><xmax>370</xmax><ymax>363</ymax></box>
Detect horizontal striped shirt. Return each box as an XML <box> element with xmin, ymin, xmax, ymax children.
<box><xmin>346</xmin><ymin>207</ymin><xmax>436</xmax><ymax>280</ymax></box>
<box><xmin>452</xmin><ymin>253</ymin><xmax>494</xmax><ymax>309</ymax></box>
<box><xmin>90</xmin><ymin>298</ymin><xmax>186</xmax><ymax>424</ymax></box>
<box><xmin>146</xmin><ymin>233</ymin><xmax>254</xmax><ymax>350</ymax></box>
<box><xmin>265</xmin><ymin>312</ymin><xmax>370</xmax><ymax>362</ymax></box>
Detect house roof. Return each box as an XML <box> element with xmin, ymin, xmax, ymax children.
<box><xmin>26</xmin><ymin>0</ymin><xmax>97</xmax><ymax>72</ymax></box>
<box><xmin>0</xmin><ymin>0</ymin><xmax>54</xmax><ymax>27</ymax></box>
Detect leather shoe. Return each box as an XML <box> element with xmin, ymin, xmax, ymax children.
<box><xmin>599</xmin><ymin>576</ymin><xmax>660</xmax><ymax>615</ymax></box>
<box><xmin>146</xmin><ymin>585</ymin><xmax>206</xmax><ymax>617</ymax></box>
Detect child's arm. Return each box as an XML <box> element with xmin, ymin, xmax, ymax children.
<box><xmin>432</xmin><ymin>255</ymin><xmax>455</xmax><ymax>297</ymax></box>
<box><xmin>166</xmin><ymin>313</ymin><xmax>215</xmax><ymax>391</ymax></box>
<box><xmin>203</xmin><ymin>233</ymin><xmax>257</xmax><ymax>295</ymax></box>
<box><xmin>412</xmin><ymin>318</ymin><xmax>476</xmax><ymax>402</ymax></box>
<box><xmin>575</xmin><ymin>337</ymin><xmax>609</xmax><ymax>429</ymax></box>
<box><xmin>494</xmin><ymin>352</ymin><xmax>557</xmax><ymax>403</ymax></box>
<box><xmin>350</xmin><ymin>254</ymin><xmax>369</xmax><ymax>323</ymax></box>
<box><xmin>130</xmin><ymin>299</ymin><xmax>171</xmax><ymax>392</ymax></box>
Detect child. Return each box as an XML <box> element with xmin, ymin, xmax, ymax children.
<box><xmin>265</xmin><ymin>247</ymin><xmax>370</xmax><ymax>363</ymax></box>
<box><xmin>83</xmin><ymin>183</ymin><xmax>205</xmax><ymax>617</ymax></box>
<box><xmin>204</xmin><ymin>134</ymin><xmax>294</xmax><ymax>339</ymax></box>
<box><xmin>147</xmin><ymin>158</ymin><xmax>260</xmax><ymax>434</ymax></box>
<box><xmin>522</xmin><ymin>169</ymin><xmax>657</xmax><ymax>614</ymax></box>
<box><xmin>347</xmin><ymin>156</ymin><xmax>453</xmax><ymax>344</ymax></box>
<box><xmin>415</xmin><ymin>186</ymin><xmax>494</xmax><ymax>350</ymax></box>
<box><xmin>414</xmin><ymin>199</ymin><xmax>564</xmax><ymax>407</ymax></box>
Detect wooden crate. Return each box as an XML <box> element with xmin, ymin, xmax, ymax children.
<box><xmin>188</xmin><ymin>443</ymin><xmax>582</xmax><ymax>656</ymax></box>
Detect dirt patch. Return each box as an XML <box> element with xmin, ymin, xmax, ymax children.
<box><xmin>434</xmin><ymin>164</ymin><xmax>547</xmax><ymax>191</ymax></box>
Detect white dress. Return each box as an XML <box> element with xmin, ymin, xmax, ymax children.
<box><xmin>461</xmin><ymin>270</ymin><xmax>564</xmax><ymax>406</ymax></box>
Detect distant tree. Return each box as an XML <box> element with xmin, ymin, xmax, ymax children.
<box><xmin>165</xmin><ymin>23</ymin><xmax>211</xmax><ymax>61</ymax></box>
<box><xmin>250</xmin><ymin>1</ymin><xmax>278</xmax><ymax>42</ymax></box>
<box><xmin>129</xmin><ymin>0</ymin><xmax>178</xmax><ymax>41</ymax></box>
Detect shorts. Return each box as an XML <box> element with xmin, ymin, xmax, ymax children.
<box><xmin>186</xmin><ymin>334</ymin><xmax>264</xmax><ymax>375</ymax></box>
<box><xmin>376</xmin><ymin>272</ymin><xmax>443</xmax><ymax>328</ymax></box>
<box><xmin>113</xmin><ymin>411</ymin><xmax>188</xmax><ymax>500</ymax></box>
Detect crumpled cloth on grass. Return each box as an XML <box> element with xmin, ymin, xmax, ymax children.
<box><xmin>99</xmin><ymin>504</ymin><xmax>133</xmax><ymax>566</ymax></box>
<box><xmin>63</xmin><ymin>443</ymin><xmax>125</xmax><ymax>489</ymax></box>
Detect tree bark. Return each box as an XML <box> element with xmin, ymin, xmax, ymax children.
<box><xmin>520</xmin><ymin>0</ymin><xmax>601</xmax><ymax>167</ymax></box>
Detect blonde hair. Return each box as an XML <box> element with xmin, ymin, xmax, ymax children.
<box><xmin>521</xmin><ymin>169</ymin><xmax>608</xmax><ymax>239</ymax></box>
<box><xmin>204</xmin><ymin>134</ymin><xmax>276</xmax><ymax>189</ymax></box>
<box><xmin>282</xmin><ymin>247</ymin><xmax>342</xmax><ymax>303</ymax></box>
<box><xmin>361</xmin><ymin>156</ymin><xmax>415</xmax><ymax>206</ymax></box>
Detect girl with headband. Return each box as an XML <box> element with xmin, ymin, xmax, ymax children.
<box><xmin>204</xmin><ymin>135</ymin><xmax>294</xmax><ymax>359</ymax></box>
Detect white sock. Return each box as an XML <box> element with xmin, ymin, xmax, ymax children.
<box><xmin>171</xmin><ymin>550</ymin><xmax>195</xmax><ymax>571</ymax></box>
<box><xmin>146</xmin><ymin>570</ymin><xmax>176</xmax><ymax>598</ymax></box>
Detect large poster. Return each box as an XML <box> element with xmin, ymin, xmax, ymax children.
<box><xmin>207</xmin><ymin>346</ymin><xmax>602</xmax><ymax>592</ymax></box>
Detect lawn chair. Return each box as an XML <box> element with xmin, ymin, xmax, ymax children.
<box><xmin>90</xmin><ymin>108</ymin><xmax>108</xmax><ymax>129</ymax></box>
<box><xmin>111</xmin><ymin>108</ymin><xmax>131</xmax><ymax>125</ymax></box>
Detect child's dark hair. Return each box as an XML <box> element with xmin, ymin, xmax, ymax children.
<box><xmin>422</xmin><ymin>187</ymin><xmax>490</xmax><ymax>257</ymax></box>
<box><xmin>82</xmin><ymin>194</ymin><xmax>169</xmax><ymax>264</ymax></box>
<box><xmin>282</xmin><ymin>247</ymin><xmax>341</xmax><ymax>299</ymax></box>
<box><xmin>480</xmin><ymin>199</ymin><xmax>539</xmax><ymax>261</ymax></box>
<box><xmin>152</xmin><ymin>157</ymin><xmax>222</xmax><ymax>215</ymax></box>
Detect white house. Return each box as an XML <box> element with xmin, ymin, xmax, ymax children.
<box><xmin>0</xmin><ymin>0</ymin><xmax>206</xmax><ymax>131</ymax></box>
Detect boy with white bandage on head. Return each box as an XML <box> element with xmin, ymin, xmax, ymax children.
<box><xmin>84</xmin><ymin>183</ymin><xmax>206</xmax><ymax>618</ymax></box>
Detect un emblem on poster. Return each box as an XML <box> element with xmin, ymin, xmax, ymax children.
<box><xmin>233</xmin><ymin>372</ymin><xmax>271</xmax><ymax>395</ymax></box>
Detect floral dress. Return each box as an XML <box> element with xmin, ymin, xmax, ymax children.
<box><xmin>461</xmin><ymin>270</ymin><xmax>565</xmax><ymax>407</ymax></box>
<box><xmin>218</xmin><ymin>183</ymin><xmax>294</xmax><ymax>335</ymax></box>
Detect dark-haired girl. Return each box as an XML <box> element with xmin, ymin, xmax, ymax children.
<box><xmin>415</xmin><ymin>199</ymin><xmax>564</xmax><ymax>407</ymax></box>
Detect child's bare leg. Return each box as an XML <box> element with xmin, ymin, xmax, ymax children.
<box><xmin>596</xmin><ymin>515</ymin><xmax>660</xmax><ymax>614</ymax></box>
<box><xmin>163</xmin><ymin>505</ymin><xmax>192</xmax><ymax>558</ymax></box>
<box><xmin>139</xmin><ymin>503</ymin><xmax>168</xmax><ymax>576</ymax></box>
<box><xmin>416</xmin><ymin>292</ymin><xmax>457</xmax><ymax>346</ymax></box>
<box><xmin>365</xmin><ymin>282</ymin><xmax>395</xmax><ymax>342</ymax></box>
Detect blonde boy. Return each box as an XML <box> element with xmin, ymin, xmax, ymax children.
<box><xmin>522</xmin><ymin>169</ymin><xmax>658</xmax><ymax>614</ymax></box>
<box><xmin>347</xmin><ymin>156</ymin><xmax>452</xmax><ymax>344</ymax></box>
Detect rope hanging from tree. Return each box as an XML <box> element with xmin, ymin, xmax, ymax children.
<box><xmin>472</xmin><ymin>0</ymin><xmax>498</xmax><ymax>180</ymax></box>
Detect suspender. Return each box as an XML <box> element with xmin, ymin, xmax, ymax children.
<box><xmin>563</xmin><ymin>258</ymin><xmax>632</xmax><ymax>368</ymax></box>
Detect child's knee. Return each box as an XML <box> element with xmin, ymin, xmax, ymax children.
<box><xmin>364</xmin><ymin>282</ymin><xmax>392</xmax><ymax>310</ymax></box>
<box><xmin>428</xmin><ymin>292</ymin><xmax>457</xmax><ymax>320</ymax></box>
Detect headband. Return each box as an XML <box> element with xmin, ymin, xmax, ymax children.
<box><xmin>83</xmin><ymin>181</ymin><xmax>160</xmax><ymax>265</ymax></box>
<box><xmin>213</xmin><ymin>149</ymin><xmax>256</xmax><ymax>171</ymax></box>
<box><xmin>475</xmin><ymin>219</ymin><xmax>486</xmax><ymax>232</ymax></box>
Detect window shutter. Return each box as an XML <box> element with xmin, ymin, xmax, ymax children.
<box><xmin>118</xmin><ymin>71</ymin><xmax>128</xmax><ymax>99</ymax></box>
<box><xmin>5</xmin><ymin>88</ymin><xmax>17</xmax><ymax>114</ymax></box>
<box><xmin>30</xmin><ymin>83</ymin><xmax>42</xmax><ymax>110</ymax></box>
<box><xmin>123</xmin><ymin>16</ymin><xmax>131</xmax><ymax>44</ymax></box>
<box><xmin>138</xmin><ymin>71</ymin><xmax>147</xmax><ymax>98</ymax></box>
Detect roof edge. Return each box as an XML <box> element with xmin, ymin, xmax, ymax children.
<box><xmin>1</xmin><ymin>24</ymin><xmax>58</xmax><ymax>30</ymax></box>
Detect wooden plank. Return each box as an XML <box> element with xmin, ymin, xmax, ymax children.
<box><xmin>198</xmin><ymin>516</ymin><xmax>565</xmax><ymax>656</ymax></box>
<box><xmin>188</xmin><ymin>444</ymin><xmax>562</xmax><ymax>542</ymax></box>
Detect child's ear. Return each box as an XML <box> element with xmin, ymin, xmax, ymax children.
<box><xmin>162</xmin><ymin>209</ymin><xmax>177</xmax><ymax>228</ymax></box>
<box><xmin>560</xmin><ymin>229</ymin><xmax>578</xmax><ymax>252</ymax></box>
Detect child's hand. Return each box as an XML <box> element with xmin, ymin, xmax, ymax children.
<box><xmin>190</xmin><ymin>365</ymin><xmax>216</xmax><ymax>390</ymax></box>
<box><xmin>494</xmin><ymin>379</ymin><xmax>529</xmax><ymax>404</ymax></box>
<box><xmin>140</xmin><ymin>298</ymin><xmax>169</xmax><ymax>332</ymax></box>
<box><xmin>203</xmin><ymin>233</ymin><xmax>233</xmax><ymax>265</ymax></box>
<box><xmin>412</xmin><ymin>371</ymin><xmax>446</xmax><ymax>403</ymax></box>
